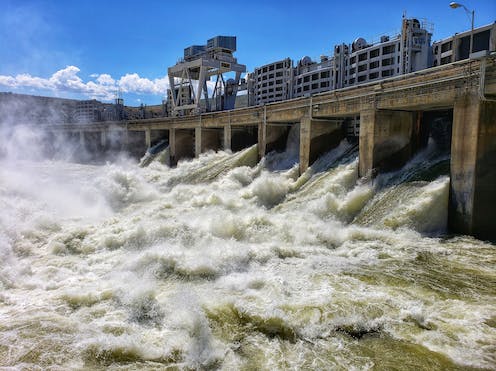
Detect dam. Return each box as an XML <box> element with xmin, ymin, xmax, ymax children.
<box><xmin>48</xmin><ymin>56</ymin><xmax>496</xmax><ymax>241</ymax></box>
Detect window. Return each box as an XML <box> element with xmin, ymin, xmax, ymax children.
<box><xmin>370</xmin><ymin>49</ymin><xmax>379</xmax><ymax>58</ymax></box>
<box><xmin>381</xmin><ymin>69</ymin><xmax>394</xmax><ymax>77</ymax></box>
<box><xmin>441</xmin><ymin>41</ymin><xmax>452</xmax><ymax>53</ymax></box>
<box><xmin>349</xmin><ymin>67</ymin><xmax>356</xmax><ymax>74</ymax></box>
<box><xmin>382</xmin><ymin>57</ymin><xmax>394</xmax><ymax>66</ymax></box>
<box><xmin>303</xmin><ymin>86</ymin><xmax>310</xmax><ymax>91</ymax></box>
<box><xmin>358</xmin><ymin>53</ymin><xmax>367</xmax><ymax>62</ymax></box>
<box><xmin>321</xmin><ymin>71</ymin><xmax>330</xmax><ymax>78</ymax></box>
<box><xmin>304</xmin><ymin>76</ymin><xmax>310</xmax><ymax>83</ymax></box>
<box><xmin>369</xmin><ymin>72</ymin><xmax>379</xmax><ymax>79</ymax></box>
<box><xmin>269</xmin><ymin>65</ymin><xmax>274</xmax><ymax>71</ymax></box>
<box><xmin>358</xmin><ymin>64</ymin><xmax>367</xmax><ymax>72</ymax></box>
<box><xmin>321</xmin><ymin>81</ymin><xmax>329</xmax><ymax>88</ymax></box>
<box><xmin>312</xmin><ymin>74</ymin><xmax>319</xmax><ymax>81</ymax></box>
<box><xmin>358</xmin><ymin>75</ymin><xmax>366</xmax><ymax>82</ymax></box>
<box><xmin>369</xmin><ymin>61</ymin><xmax>379</xmax><ymax>69</ymax></box>
<box><xmin>276</xmin><ymin>71</ymin><xmax>283</xmax><ymax>77</ymax></box>
<box><xmin>350</xmin><ymin>56</ymin><xmax>356</xmax><ymax>64</ymax></box>
<box><xmin>312</xmin><ymin>83</ymin><xmax>318</xmax><ymax>89</ymax></box>
<box><xmin>276</xmin><ymin>62</ymin><xmax>283</xmax><ymax>69</ymax></box>
<box><xmin>441</xmin><ymin>56</ymin><xmax>452</xmax><ymax>64</ymax></box>
<box><xmin>382</xmin><ymin>44</ymin><xmax>395</xmax><ymax>54</ymax></box>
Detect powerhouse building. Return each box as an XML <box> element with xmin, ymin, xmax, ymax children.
<box><xmin>432</xmin><ymin>23</ymin><xmax>496</xmax><ymax>66</ymax></box>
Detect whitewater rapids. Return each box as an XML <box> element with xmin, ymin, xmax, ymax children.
<box><xmin>0</xmin><ymin>142</ymin><xmax>495</xmax><ymax>370</ymax></box>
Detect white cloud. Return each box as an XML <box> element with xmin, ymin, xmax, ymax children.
<box><xmin>0</xmin><ymin>66</ymin><xmax>171</xmax><ymax>101</ymax></box>
<box><xmin>96</xmin><ymin>74</ymin><xmax>115</xmax><ymax>86</ymax></box>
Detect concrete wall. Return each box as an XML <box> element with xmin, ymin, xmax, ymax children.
<box><xmin>449</xmin><ymin>93</ymin><xmax>496</xmax><ymax>241</ymax></box>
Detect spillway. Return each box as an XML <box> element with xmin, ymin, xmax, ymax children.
<box><xmin>0</xmin><ymin>135</ymin><xmax>494</xmax><ymax>370</ymax></box>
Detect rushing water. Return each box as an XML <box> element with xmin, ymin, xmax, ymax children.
<box><xmin>0</xmin><ymin>133</ymin><xmax>495</xmax><ymax>370</ymax></box>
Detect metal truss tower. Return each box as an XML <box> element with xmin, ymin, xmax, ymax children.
<box><xmin>168</xmin><ymin>36</ymin><xmax>246</xmax><ymax>116</ymax></box>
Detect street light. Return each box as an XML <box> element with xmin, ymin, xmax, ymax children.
<box><xmin>449</xmin><ymin>2</ymin><xmax>475</xmax><ymax>59</ymax></box>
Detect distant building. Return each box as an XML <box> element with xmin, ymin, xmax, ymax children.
<box><xmin>0</xmin><ymin>92</ymin><xmax>76</xmax><ymax>125</ymax></box>
<box><xmin>432</xmin><ymin>23</ymin><xmax>496</xmax><ymax>66</ymax></box>
<box><xmin>102</xmin><ymin>98</ymin><xmax>126</xmax><ymax>121</ymax></box>
<box><xmin>75</xmin><ymin>100</ymin><xmax>103</xmax><ymax>123</ymax></box>
<box><xmin>252</xmin><ymin>58</ymin><xmax>293</xmax><ymax>105</ymax></box>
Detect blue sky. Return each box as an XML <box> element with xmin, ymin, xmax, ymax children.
<box><xmin>1</xmin><ymin>0</ymin><xmax>494</xmax><ymax>105</ymax></box>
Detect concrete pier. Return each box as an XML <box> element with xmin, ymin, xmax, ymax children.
<box><xmin>258</xmin><ymin>123</ymin><xmax>291</xmax><ymax>159</ymax></box>
<box><xmin>359</xmin><ymin>109</ymin><xmax>414</xmax><ymax>177</ymax></box>
<box><xmin>449</xmin><ymin>93</ymin><xmax>496</xmax><ymax>241</ymax></box>
<box><xmin>299</xmin><ymin>116</ymin><xmax>344</xmax><ymax>174</ymax></box>
<box><xmin>223</xmin><ymin>124</ymin><xmax>231</xmax><ymax>151</ymax></box>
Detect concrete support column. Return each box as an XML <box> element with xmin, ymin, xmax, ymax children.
<box><xmin>100</xmin><ymin>130</ymin><xmax>106</xmax><ymax>149</ymax></box>
<box><xmin>299</xmin><ymin>117</ymin><xmax>312</xmax><ymax>174</ymax></box>
<box><xmin>257</xmin><ymin>121</ymin><xmax>266</xmax><ymax>160</ymax></box>
<box><xmin>79</xmin><ymin>131</ymin><xmax>85</xmax><ymax>149</ymax></box>
<box><xmin>224</xmin><ymin>124</ymin><xmax>232</xmax><ymax>151</ymax></box>
<box><xmin>145</xmin><ymin>128</ymin><xmax>151</xmax><ymax>149</ymax></box>
<box><xmin>299</xmin><ymin>117</ymin><xmax>344</xmax><ymax>174</ymax></box>
<box><xmin>195</xmin><ymin>127</ymin><xmax>202</xmax><ymax>157</ymax></box>
<box><xmin>449</xmin><ymin>93</ymin><xmax>496</xmax><ymax>241</ymax></box>
<box><xmin>169</xmin><ymin>128</ymin><xmax>176</xmax><ymax>166</ymax></box>
<box><xmin>359</xmin><ymin>109</ymin><xmax>414</xmax><ymax>177</ymax></box>
<box><xmin>123</xmin><ymin>129</ymin><xmax>129</xmax><ymax>150</ymax></box>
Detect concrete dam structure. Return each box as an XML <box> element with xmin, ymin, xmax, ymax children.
<box><xmin>48</xmin><ymin>56</ymin><xmax>496</xmax><ymax>241</ymax></box>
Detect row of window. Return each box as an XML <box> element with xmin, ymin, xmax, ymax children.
<box><xmin>295</xmin><ymin>70</ymin><xmax>331</xmax><ymax>84</ymax></box>
<box><xmin>346</xmin><ymin>68</ymin><xmax>397</xmax><ymax>85</ymax></box>
<box><xmin>257</xmin><ymin>62</ymin><xmax>289</xmax><ymax>74</ymax></box>
<box><xmin>294</xmin><ymin>81</ymin><xmax>330</xmax><ymax>94</ymax></box>
<box><xmin>349</xmin><ymin>44</ymin><xmax>399</xmax><ymax>65</ymax></box>
<box><xmin>257</xmin><ymin>79</ymin><xmax>286</xmax><ymax>88</ymax></box>
<box><xmin>257</xmin><ymin>71</ymin><xmax>286</xmax><ymax>81</ymax></box>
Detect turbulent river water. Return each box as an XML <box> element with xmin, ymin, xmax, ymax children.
<box><xmin>0</xmin><ymin>131</ymin><xmax>495</xmax><ymax>370</ymax></box>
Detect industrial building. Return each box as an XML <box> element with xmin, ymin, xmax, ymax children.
<box><xmin>432</xmin><ymin>23</ymin><xmax>496</xmax><ymax>66</ymax></box>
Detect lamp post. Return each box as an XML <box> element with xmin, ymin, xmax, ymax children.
<box><xmin>449</xmin><ymin>2</ymin><xmax>475</xmax><ymax>59</ymax></box>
